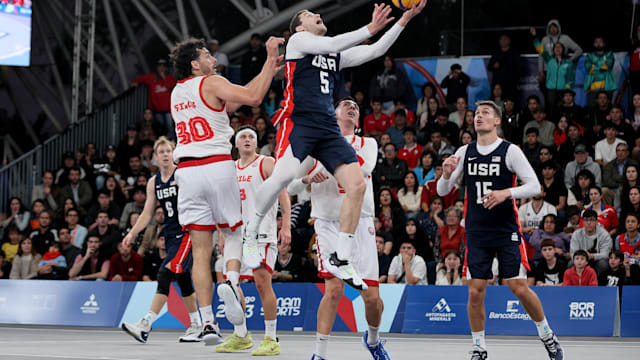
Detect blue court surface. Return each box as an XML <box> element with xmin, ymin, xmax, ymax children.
<box><xmin>0</xmin><ymin>326</ymin><xmax>637</xmax><ymax>359</ymax></box>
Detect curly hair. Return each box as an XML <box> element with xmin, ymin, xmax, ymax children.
<box><xmin>169</xmin><ymin>38</ymin><xmax>207</xmax><ymax>80</ymax></box>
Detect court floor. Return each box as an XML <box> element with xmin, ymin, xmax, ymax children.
<box><xmin>0</xmin><ymin>325</ymin><xmax>638</xmax><ymax>359</ymax></box>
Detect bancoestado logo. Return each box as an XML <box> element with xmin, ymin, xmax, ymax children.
<box><xmin>569</xmin><ymin>302</ymin><xmax>595</xmax><ymax>320</ymax></box>
<box><xmin>488</xmin><ymin>300</ymin><xmax>531</xmax><ymax>320</ymax></box>
<box><xmin>425</xmin><ymin>298</ymin><xmax>457</xmax><ymax>322</ymax></box>
<box><xmin>217</xmin><ymin>296</ymin><xmax>302</xmax><ymax>319</ymax></box>
<box><xmin>80</xmin><ymin>294</ymin><xmax>100</xmax><ymax>314</ymax></box>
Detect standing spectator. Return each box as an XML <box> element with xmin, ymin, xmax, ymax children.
<box><xmin>435</xmin><ymin>250</ymin><xmax>463</xmax><ymax>285</ymax></box>
<box><xmin>207</xmin><ymin>39</ymin><xmax>228</xmax><ymax>76</ymax></box>
<box><xmin>580</xmin><ymin>186</ymin><xmax>618</xmax><ymax>236</ymax></box>
<box><xmin>29</xmin><ymin>211</ymin><xmax>58</xmax><ymax>255</ymax></box>
<box><xmin>609</xmin><ymin>105</ymin><xmax>636</xmax><ymax>147</ymax></box>
<box><xmin>65</xmin><ymin>208</ymin><xmax>88</xmax><ymax>249</ymax></box>
<box><xmin>434</xmin><ymin>207</ymin><xmax>465</xmax><ymax>262</ymax></box>
<box><xmin>536</xmin><ymin>20</ymin><xmax>582</xmax><ymax>98</ymax></box>
<box><xmin>36</xmin><ymin>242</ymin><xmax>68</xmax><ymax>280</ymax></box>
<box><xmin>539</xmin><ymin>161</ymin><xmax>567</xmax><ymax>216</ymax></box>
<box><xmin>530</xmin><ymin>214</ymin><xmax>571</xmax><ymax>262</ymax></box>
<box><xmin>387</xmin><ymin>240</ymin><xmax>427</xmax><ymax>285</ymax></box>
<box><xmin>31</xmin><ymin>171</ymin><xmax>59</xmax><ymax>211</ymax></box>
<box><xmin>595</xmin><ymin>123</ymin><xmax>626</xmax><ymax>169</ymax></box>
<box><xmin>1</xmin><ymin>197</ymin><xmax>30</xmax><ymax>235</ymax></box>
<box><xmin>385</xmin><ymin>110</ymin><xmax>409</xmax><ymax>149</ymax></box>
<box><xmin>142</xmin><ymin>234</ymin><xmax>165</xmax><ymax>281</ymax></box>
<box><xmin>557</xmin><ymin>124</ymin><xmax>585</xmax><ymax>167</ymax></box>
<box><xmin>413</xmin><ymin>151</ymin><xmax>436</xmax><ymax>186</ymax></box>
<box><xmin>373</xmin><ymin>143</ymin><xmax>408</xmax><ymax>190</ymax></box>
<box><xmin>397</xmin><ymin>172</ymin><xmax>422</xmax><ymax>218</ymax></box>
<box><xmin>377</xmin><ymin>234</ymin><xmax>391</xmax><ymax>283</ymax></box>
<box><xmin>369</xmin><ymin>55</ymin><xmax>411</xmax><ymax>114</ymax></box>
<box><xmin>522</xmin><ymin>127</ymin><xmax>542</xmax><ymax>167</ymax></box>
<box><xmin>615</xmin><ymin>213</ymin><xmax>640</xmax><ymax>257</ymax></box>
<box><xmin>397</xmin><ymin>127</ymin><xmax>422</xmax><ymax>169</ymax></box>
<box><xmin>522</xmin><ymin>107</ymin><xmax>556</xmax><ymax>147</ymax></box>
<box><xmin>363</xmin><ymin>98</ymin><xmax>391</xmax><ymax>138</ymax></box>
<box><xmin>519</xmin><ymin>187</ymin><xmax>557</xmax><ymax>237</ymax></box>
<box><xmin>440</xmin><ymin>64</ymin><xmax>470</xmax><ymax>109</ymax></box>
<box><xmin>501</xmin><ymin>98</ymin><xmax>523</xmax><ymax>145</ymax></box>
<box><xmin>69</xmin><ymin>235</ymin><xmax>110</xmax><ymax>281</ymax></box>
<box><xmin>85</xmin><ymin>189</ymin><xmax>122</xmax><ymax>231</ymax></box>
<box><xmin>241</xmin><ymin>33</ymin><xmax>267</xmax><ymax>84</ymax></box>
<box><xmin>108</xmin><ymin>240</ymin><xmax>143</xmax><ymax>281</ymax></box>
<box><xmin>120</xmin><ymin>186</ymin><xmax>147</xmax><ymax>229</ymax></box>
<box><xmin>87</xmin><ymin>210</ymin><xmax>121</xmax><ymax>252</ymax></box>
<box><xmin>58</xmin><ymin>228</ymin><xmax>81</xmax><ymax>271</ymax></box>
<box><xmin>564</xmin><ymin>144</ymin><xmax>602</xmax><ymax>188</ymax></box>
<box><xmin>570</xmin><ymin>210</ymin><xmax>613</xmax><ymax>273</ymax></box>
<box><xmin>273</xmin><ymin>243</ymin><xmax>304</xmax><ymax>282</ymax></box>
<box><xmin>534</xmin><ymin>239</ymin><xmax>566</xmax><ymax>286</ymax></box>
<box><xmin>60</xmin><ymin>167</ymin><xmax>93</xmax><ymax>212</ymax></box>
<box><xmin>564</xmin><ymin>250</ymin><xmax>598</xmax><ymax>286</ymax></box>
<box><xmin>629</xmin><ymin>24</ymin><xmax>640</xmax><ymax>95</ymax></box>
<box><xmin>584</xmin><ymin>37</ymin><xmax>617</xmax><ymax>106</ymax></box>
<box><xmin>487</xmin><ymin>34</ymin><xmax>520</xmax><ymax>99</ymax></box>
<box><xmin>133</xmin><ymin>59</ymin><xmax>177</xmax><ymax>140</ymax></box>
<box><xmin>9</xmin><ymin>238</ymin><xmax>41</xmax><ymax>279</ymax></box>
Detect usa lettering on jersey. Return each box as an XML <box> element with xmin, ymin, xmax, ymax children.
<box><xmin>467</xmin><ymin>163</ymin><xmax>500</xmax><ymax>176</ymax></box>
<box><xmin>156</xmin><ymin>186</ymin><xmax>178</xmax><ymax>200</ymax></box>
<box><xmin>311</xmin><ymin>55</ymin><xmax>338</xmax><ymax>71</ymax></box>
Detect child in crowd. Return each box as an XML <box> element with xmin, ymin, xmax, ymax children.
<box><xmin>534</xmin><ymin>239</ymin><xmax>567</xmax><ymax>286</ymax></box>
<box><xmin>563</xmin><ymin>250</ymin><xmax>597</xmax><ymax>286</ymax></box>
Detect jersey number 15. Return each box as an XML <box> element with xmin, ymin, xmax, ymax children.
<box><xmin>475</xmin><ymin>181</ymin><xmax>492</xmax><ymax>204</ymax></box>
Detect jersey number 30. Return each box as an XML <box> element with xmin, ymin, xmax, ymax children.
<box><xmin>177</xmin><ymin>117</ymin><xmax>214</xmax><ymax>145</ymax></box>
<box><xmin>475</xmin><ymin>181</ymin><xmax>492</xmax><ymax>204</ymax></box>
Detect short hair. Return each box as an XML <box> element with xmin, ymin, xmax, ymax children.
<box><xmin>289</xmin><ymin>9</ymin><xmax>307</xmax><ymax>34</ymax></box>
<box><xmin>394</xmin><ymin>109</ymin><xmax>407</xmax><ymax>119</ymax></box>
<box><xmin>154</xmin><ymin>136</ymin><xmax>176</xmax><ymax>152</ymax></box>
<box><xmin>540</xmin><ymin>160</ymin><xmax>556</xmax><ymax>170</ymax></box>
<box><xmin>573</xmin><ymin>249</ymin><xmax>589</xmax><ymax>260</ymax></box>
<box><xmin>616</xmin><ymin>142</ymin><xmax>629</xmax><ymax>151</ymax></box>
<box><xmin>526</xmin><ymin>127</ymin><xmax>540</xmax><ymax>136</ymax></box>
<box><xmin>445</xmin><ymin>206</ymin><xmax>462</xmax><ymax>219</ymax></box>
<box><xmin>69</xmin><ymin>166</ymin><xmax>81</xmax><ymax>174</ymax></box>
<box><xmin>435</xmin><ymin>108</ymin><xmax>450</xmax><ymax>118</ymax></box>
<box><xmin>540</xmin><ymin>238</ymin><xmax>556</xmax><ymax>249</ymax></box>
<box><xmin>588</xmin><ymin>185</ymin><xmax>602</xmax><ymax>195</ymax></box>
<box><xmin>611</xmin><ymin>104</ymin><xmax>625</xmax><ymax>113</ymax></box>
<box><xmin>475</xmin><ymin>100</ymin><xmax>502</xmax><ymax>119</ymax></box>
<box><xmin>403</xmin><ymin>127</ymin><xmax>416</xmax><ymax>136</ymax></box>
<box><xmin>394</xmin><ymin>97</ymin><xmax>406</xmax><ymax>105</ymax></box>
<box><xmin>65</xmin><ymin>208</ymin><xmax>79</xmax><ymax>216</ymax></box>
<box><xmin>371</xmin><ymin>97</ymin><xmax>383</xmax><ymax>105</ymax></box>
<box><xmin>582</xmin><ymin>209</ymin><xmax>598</xmax><ymax>220</ymax></box>
<box><xmin>527</xmin><ymin>95</ymin><xmax>541</xmax><ymax>104</ymax></box>
<box><xmin>96</xmin><ymin>209</ymin><xmax>110</xmax><ymax>217</ymax></box>
<box><xmin>169</xmin><ymin>38</ymin><xmax>208</xmax><ymax>80</ymax></box>
<box><xmin>97</xmin><ymin>188</ymin><xmax>111</xmax><ymax>197</ymax></box>
<box><xmin>450</xmin><ymin>63</ymin><xmax>462</xmax><ymax>71</ymax></box>
<box><xmin>384</xmin><ymin>142</ymin><xmax>396</xmax><ymax>151</ymax></box>
<box><xmin>624</xmin><ymin>212</ymin><xmax>639</xmax><ymax>223</ymax></box>
<box><xmin>129</xmin><ymin>154</ymin><xmax>141</xmax><ymax>160</ymax></box>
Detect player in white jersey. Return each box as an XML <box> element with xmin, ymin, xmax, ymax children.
<box><xmin>168</xmin><ymin>37</ymin><xmax>283</xmax><ymax>345</ymax></box>
<box><xmin>287</xmin><ymin>98</ymin><xmax>387</xmax><ymax>360</ymax></box>
<box><xmin>214</xmin><ymin>125</ymin><xmax>291</xmax><ymax>355</ymax></box>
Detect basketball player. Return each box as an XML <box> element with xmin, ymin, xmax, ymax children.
<box><xmin>213</xmin><ymin>125</ymin><xmax>292</xmax><ymax>355</ymax></box>
<box><xmin>438</xmin><ymin>101</ymin><xmax>564</xmax><ymax>360</ymax></box>
<box><xmin>243</xmin><ymin>0</ymin><xmax>427</xmax><ymax>292</ymax></box>
<box><xmin>168</xmin><ymin>36</ymin><xmax>283</xmax><ymax>344</ymax></box>
<box><xmin>121</xmin><ymin>137</ymin><xmax>212</xmax><ymax>343</ymax></box>
<box><xmin>287</xmin><ymin>98</ymin><xmax>386</xmax><ymax>360</ymax></box>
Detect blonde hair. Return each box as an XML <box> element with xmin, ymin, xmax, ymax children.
<box><xmin>153</xmin><ymin>136</ymin><xmax>176</xmax><ymax>152</ymax></box>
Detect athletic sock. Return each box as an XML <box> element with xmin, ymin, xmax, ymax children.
<box><xmin>265</xmin><ymin>319</ymin><xmax>277</xmax><ymax>340</ymax></box>
<box><xmin>200</xmin><ymin>305</ymin><xmax>214</xmax><ymax>325</ymax></box>
<box><xmin>367</xmin><ymin>325</ymin><xmax>379</xmax><ymax>345</ymax></box>
<box><xmin>189</xmin><ymin>311</ymin><xmax>201</xmax><ymax>326</ymax></box>
<box><xmin>226</xmin><ymin>271</ymin><xmax>240</xmax><ymax>287</ymax></box>
<box><xmin>246</xmin><ymin>211</ymin><xmax>266</xmax><ymax>234</ymax></box>
<box><xmin>235</xmin><ymin>317</ymin><xmax>248</xmax><ymax>338</ymax></box>
<box><xmin>315</xmin><ymin>333</ymin><xmax>329</xmax><ymax>358</ymax></box>
<box><xmin>336</xmin><ymin>232</ymin><xmax>355</xmax><ymax>261</ymax></box>
<box><xmin>535</xmin><ymin>317</ymin><xmax>553</xmax><ymax>339</ymax></box>
<box><xmin>143</xmin><ymin>311</ymin><xmax>158</xmax><ymax>325</ymax></box>
<box><xmin>471</xmin><ymin>330</ymin><xmax>486</xmax><ymax>350</ymax></box>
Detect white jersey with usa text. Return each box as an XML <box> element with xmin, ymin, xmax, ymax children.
<box><xmin>236</xmin><ymin>155</ymin><xmax>277</xmax><ymax>243</ymax></box>
<box><xmin>170</xmin><ymin>75</ymin><xmax>234</xmax><ymax>162</ymax></box>
<box><xmin>310</xmin><ymin>135</ymin><xmax>377</xmax><ymax>221</ymax></box>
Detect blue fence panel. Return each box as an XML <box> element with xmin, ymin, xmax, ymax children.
<box><xmin>621</xmin><ymin>286</ymin><xmax>640</xmax><ymax>337</ymax></box>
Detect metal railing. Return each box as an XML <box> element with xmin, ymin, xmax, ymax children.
<box><xmin>0</xmin><ymin>86</ymin><xmax>148</xmax><ymax>212</ymax></box>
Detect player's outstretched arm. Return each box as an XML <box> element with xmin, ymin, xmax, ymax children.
<box><xmin>123</xmin><ymin>178</ymin><xmax>157</xmax><ymax>247</ymax></box>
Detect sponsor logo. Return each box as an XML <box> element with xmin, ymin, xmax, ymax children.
<box><xmin>425</xmin><ymin>298</ymin><xmax>457</xmax><ymax>322</ymax></box>
<box><xmin>271</xmin><ymin>297</ymin><xmax>302</xmax><ymax>317</ymax></box>
<box><xmin>368</xmin><ymin>227</ymin><xmax>375</xmax><ymax>236</ymax></box>
<box><xmin>569</xmin><ymin>302</ymin><xmax>595</xmax><ymax>320</ymax></box>
<box><xmin>80</xmin><ymin>294</ymin><xmax>100</xmax><ymax>314</ymax></box>
<box><xmin>489</xmin><ymin>300</ymin><xmax>531</xmax><ymax>320</ymax></box>
<box><xmin>468</xmin><ymin>157</ymin><xmax>477</xmax><ymax>161</ymax></box>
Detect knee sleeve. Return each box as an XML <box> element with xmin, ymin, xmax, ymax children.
<box><xmin>221</xmin><ymin>227</ymin><xmax>242</xmax><ymax>262</ymax></box>
<box><xmin>176</xmin><ymin>272</ymin><xmax>194</xmax><ymax>297</ymax></box>
<box><xmin>156</xmin><ymin>268</ymin><xmax>173</xmax><ymax>296</ymax></box>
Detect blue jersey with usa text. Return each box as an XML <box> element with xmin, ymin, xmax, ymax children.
<box><xmin>273</xmin><ymin>53</ymin><xmax>342</xmax><ymax>128</ymax></box>
<box><xmin>154</xmin><ymin>170</ymin><xmax>182</xmax><ymax>239</ymax></box>
<box><xmin>464</xmin><ymin>141</ymin><xmax>521</xmax><ymax>245</ymax></box>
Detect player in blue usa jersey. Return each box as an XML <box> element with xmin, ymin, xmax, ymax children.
<box><xmin>438</xmin><ymin>101</ymin><xmax>564</xmax><ymax>360</ymax></box>
<box><xmin>243</xmin><ymin>0</ymin><xmax>427</xmax><ymax>292</ymax></box>
<box><xmin>121</xmin><ymin>137</ymin><xmax>223</xmax><ymax>345</ymax></box>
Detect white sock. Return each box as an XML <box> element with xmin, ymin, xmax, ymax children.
<box><xmin>315</xmin><ymin>333</ymin><xmax>329</xmax><ymax>358</ymax></box>
<box><xmin>246</xmin><ymin>211</ymin><xmax>266</xmax><ymax>234</ymax></box>
<box><xmin>227</xmin><ymin>271</ymin><xmax>240</xmax><ymax>287</ymax></box>
<box><xmin>535</xmin><ymin>317</ymin><xmax>553</xmax><ymax>339</ymax></box>
<box><xmin>367</xmin><ymin>325</ymin><xmax>379</xmax><ymax>345</ymax></box>
<box><xmin>472</xmin><ymin>330</ymin><xmax>486</xmax><ymax>350</ymax></box>
<box><xmin>189</xmin><ymin>311</ymin><xmax>201</xmax><ymax>326</ymax></box>
<box><xmin>336</xmin><ymin>232</ymin><xmax>355</xmax><ymax>260</ymax></box>
<box><xmin>265</xmin><ymin>319</ymin><xmax>277</xmax><ymax>340</ymax></box>
<box><xmin>200</xmin><ymin>305</ymin><xmax>214</xmax><ymax>324</ymax></box>
<box><xmin>235</xmin><ymin>317</ymin><xmax>248</xmax><ymax>338</ymax></box>
<box><xmin>143</xmin><ymin>311</ymin><xmax>158</xmax><ymax>325</ymax></box>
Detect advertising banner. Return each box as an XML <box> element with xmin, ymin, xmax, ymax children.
<box><xmin>620</xmin><ymin>286</ymin><xmax>640</xmax><ymax>337</ymax></box>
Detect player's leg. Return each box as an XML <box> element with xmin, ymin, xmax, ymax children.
<box><xmin>251</xmin><ymin>265</ymin><xmax>280</xmax><ymax>356</ymax></box>
<box><xmin>176</xmin><ymin>271</ymin><xmax>203</xmax><ymax>342</ymax></box>
<box><xmin>465</xmin><ymin>243</ymin><xmax>494</xmax><ymax>360</ymax></box>
<box><xmin>313</xmin><ymin>277</ymin><xmax>344</xmax><ymax>360</ymax></box>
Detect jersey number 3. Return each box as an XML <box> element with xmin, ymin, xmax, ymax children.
<box><xmin>475</xmin><ymin>181</ymin><xmax>492</xmax><ymax>204</ymax></box>
<box><xmin>177</xmin><ymin>117</ymin><xmax>214</xmax><ymax>145</ymax></box>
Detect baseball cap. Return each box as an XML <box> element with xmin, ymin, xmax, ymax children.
<box><xmin>62</xmin><ymin>151</ymin><xmax>74</xmax><ymax>160</ymax></box>
<box><xmin>106</xmin><ymin>144</ymin><xmax>116</xmax><ymax>152</ymax></box>
<box><xmin>157</xmin><ymin>59</ymin><xmax>167</xmax><ymax>66</ymax></box>
<box><xmin>574</xmin><ymin>144</ymin><xmax>588</xmax><ymax>153</ymax></box>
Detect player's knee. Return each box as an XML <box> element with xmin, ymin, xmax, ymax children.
<box><xmin>324</xmin><ymin>279</ymin><xmax>344</xmax><ymax>303</ymax></box>
<box><xmin>347</xmin><ymin>177</ymin><xmax>366</xmax><ymax>197</ymax></box>
<box><xmin>362</xmin><ymin>291</ymin><xmax>381</xmax><ymax>307</ymax></box>
<box><xmin>468</xmin><ymin>286</ymin><xmax>485</xmax><ymax>304</ymax></box>
<box><xmin>156</xmin><ymin>268</ymin><xmax>173</xmax><ymax>296</ymax></box>
<box><xmin>176</xmin><ymin>272</ymin><xmax>194</xmax><ymax>297</ymax></box>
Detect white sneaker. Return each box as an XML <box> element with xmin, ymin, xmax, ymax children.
<box><xmin>242</xmin><ymin>228</ymin><xmax>262</xmax><ymax>269</ymax></box>
<box><xmin>179</xmin><ymin>322</ymin><xmax>203</xmax><ymax>342</ymax></box>
<box><xmin>121</xmin><ymin>318</ymin><xmax>151</xmax><ymax>343</ymax></box>
<box><xmin>327</xmin><ymin>252</ymin><xmax>368</xmax><ymax>291</ymax></box>
<box><xmin>217</xmin><ymin>280</ymin><xmax>245</xmax><ymax>326</ymax></box>
<box><xmin>202</xmin><ymin>322</ymin><xmax>224</xmax><ymax>346</ymax></box>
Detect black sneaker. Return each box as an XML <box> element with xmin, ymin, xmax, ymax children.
<box><xmin>542</xmin><ymin>334</ymin><xmax>564</xmax><ymax>360</ymax></box>
<box><xmin>469</xmin><ymin>349</ymin><xmax>488</xmax><ymax>360</ymax></box>
<box><xmin>327</xmin><ymin>252</ymin><xmax>367</xmax><ymax>291</ymax></box>
<box><xmin>202</xmin><ymin>322</ymin><xmax>224</xmax><ymax>346</ymax></box>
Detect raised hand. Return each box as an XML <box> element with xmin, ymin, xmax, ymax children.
<box><xmin>398</xmin><ymin>0</ymin><xmax>427</xmax><ymax>26</ymax></box>
<box><xmin>442</xmin><ymin>155</ymin><xmax>459</xmax><ymax>179</ymax></box>
<box><xmin>265</xmin><ymin>36</ymin><xmax>285</xmax><ymax>70</ymax></box>
<box><xmin>367</xmin><ymin>3</ymin><xmax>395</xmax><ymax>35</ymax></box>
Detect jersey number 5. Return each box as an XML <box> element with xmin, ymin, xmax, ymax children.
<box><xmin>475</xmin><ymin>181</ymin><xmax>492</xmax><ymax>204</ymax></box>
<box><xmin>320</xmin><ymin>71</ymin><xmax>329</xmax><ymax>94</ymax></box>
<box><xmin>177</xmin><ymin>117</ymin><xmax>214</xmax><ymax>145</ymax></box>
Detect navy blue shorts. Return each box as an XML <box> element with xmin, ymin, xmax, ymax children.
<box><xmin>161</xmin><ymin>232</ymin><xmax>192</xmax><ymax>274</ymax></box>
<box><xmin>275</xmin><ymin>117</ymin><xmax>358</xmax><ymax>175</ymax></box>
<box><xmin>465</xmin><ymin>233</ymin><xmax>528</xmax><ymax>280</ymax></box>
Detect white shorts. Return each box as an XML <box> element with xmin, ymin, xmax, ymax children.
<box><xmin>224</xmin><ymin>241</ymin><xmax>277</xmax><ymax>281</ymax></box>
<box><xmin>314</xmin><ymin>217</ymin><xmax>379</xmax><ymax>286</ymax></box>
<box><xmin>175</xmin><ymin>157</ymin><xmax>243</xmax><ymax>232</ymax></box>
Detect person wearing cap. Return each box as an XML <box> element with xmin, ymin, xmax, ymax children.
<box><xmin>207</xmin><ymin>39</ymin><xmax>228</xmax><ymax>76</ymax></box>
<box><xmin>55</xmin><ymin>152</ymin><xmax>86</xmax><ymax>187</ymax></box>
<box><xmin>241</xmin><ymin>33</ymin><xmax>267</xmax><ymax>84</ymax></box>
<box><xmin>595</xmin><ymin>122</ymin><xmax>626</xmax><ymax>168</ymax></box>
<box><xmin>564</xmin><ymin>144</ymin><xmax>602</xmax><ymax>188</ymax></box>
<box><xmin>522</xmin><ymin>106</ymin><xmax>556</xmax><ymax>147</ymax></box>
<box><xmin>133</xmin><ymin>59</ymin><xmax>177</xmax><ymax>140</ymax></box>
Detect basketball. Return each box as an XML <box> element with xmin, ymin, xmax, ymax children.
<box><xmin>391</xmin><ymin>0</ymin><xmax>421</xmax><ymax>10</ymax></box>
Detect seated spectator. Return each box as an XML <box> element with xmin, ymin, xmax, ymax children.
<box><xmin>424</xmin><ymin>109</ymin><xmax>459</xmax><ymax>147</ymax></box>
<box><xmin>564</xmin><ymin>205</ymin><xmax>582</xmax><ymax>235</ymax></box>
<box><xmin>388</xmin><ymin>240</ymin><xmax>427</xmax><ymax>285</ymax></box>
<box><xmin>9</xmin><ymin>238</ymin><xmax>41</xmax><ymax>279</ymax></box>
<box><xmin>435</xmin><ymin>250</ymin><xmax>463</xmax><ymax>285</ymax></box>
<box><xmin>260</xmin><ymin>130</ymin><xmax>276</xmax><ymax>156</ymax></box>
<box><xmin>69</xmin><ymin>235</ymin><xmax>110</xmax><ymax>281</ymax></box>
<box><xmin>616</xmin><ymin>164</ymin><xmax>640</xmax><ymax>214</ymax></box>
<box><xmin>273</xmin><ymin>243</ymin><xmax>304</xmax><ymax>282</ymax></box>
<box><xmin>435</xmin><ymin>207</ymin><xmax>465</xmax><ymax>262</ymax></box>
<box><xmin>120</xmin><ymin>186</ymin><xmax>147</xmax><ymax>229</ymax></box>
<box><xmin>565</xmin><ymin>144</ymin><xmax>602</xmax><ymax>188</ymax></box>
<box><xmin>501</xmin><ymin>98</ymin><xmax>522</xmax><ymax>144</ymax></box>
<box><xmin>397</xmin><ymin>172</ymin><xmax>422</xmax><ymax>218</ymax></box>
<box><xmin>255</xmin><ymin>116</ymin><xmax>271</xmax><ymax>148</ymax></box>
<box><xmin>29</xmin><ymin>211</ymin><xmax>58</xmax><ymax>255</ymax></box>
<box><xmin>401</xmin><ymin>218</ymin><xmax>433</xmax><ymax>265</ymax></box>
<box><xmin>448</xmin><ymin>97</ymin><xmax>467</xmax><ymax>128</ymax></box>
<box><xmin>121</xmin><ymin>155</ymin><xmax>151</xmax><ymax>191</ymax></box>
<box><xmin>300</xmin><ymin>240</ymin><xmax>323</xmax><ymax>283</ymax></box>
<box><xmin>530</xmin><ymin>214</ymin><xmax>571</xmax><ymax>262</ymax></box>
<box><xmin>58</xmin><ymin>228</ymin><xmax>82</xmax><ymax>270</ymax></box>
<box><xmin>28</xmin><ymin>199</ymin><xmax>47</xmax><ymax>231</ymax></box>
<box><xmin>615</xmin><ymin>213</ymin><xmax>640</xmax><ymax>257</ymax></box>
<box><xmin>417</xmin><ymin>195</ymin><xmax>445</xmax><ymax>247</ymax></box>
<box><xmin>376</xmin><ymin>188</ymin><xmax>407</xmax><ymax>242</ymax></box>
<box><xmin>390</xmin><ymin>97</ymin><xmax>416</xmax><ymax>126</ymax></box>
<box><xmin>425</xmin><ymin>129</ymin><xmax>456</xmax><ymax>158</ymax></box>
<box><xmin>55</xmin><ymin>151</ymin><xmax>86</xmax><ymax>187</ymax></box>
<box><xmin>564</xmin><ymin>250</ymin><xmax>598</xmax><ymax>286</ymax></box>
<box><xmin>109</xmin><ymin>239</ymin><xmax>143</xmax><ymax>281</ymax></box>
<box><xmin>88</xmin><ymin>210</ymin><xmax>121</xmax><ymax>252</ymax></box>
<box><xmin>534</xmin><ymin>239</ymin><xmax>567</xmax><ymax>286</ymax></box>
<box><xmin>142</xmin><ymin>234</ymin><xmax>165</xmax><ymax>281</ymax></box>
<box><xmin>537</xmin><ymin>145</ymin><xmax>556</xmax><ymax>169</ymax></box>
<box><xmin>413</xmin><ymin>151</ymin><xmax>436</xmax><ymax>186</ymax></box>
<box><xmin>568</xmin><ymin>169</ymin><xmax>596</xmax><ymax>209</ymax></box>
<box><xmin>397</xmin><ymin>127</ymin><xmax>422</xmax><ymax>169</ymax></box>
<box><xmin>440</xmin><ymin>63</ymin><xmax>470</xmax><ymax>110</ymax></box>
<box><xmin>416</xmin><ymin>83</ymin><xmax>437</xmax><ymax>120</ymax></box>
<box><xmin>604</xmin><ymin>144</ymin><xmax>637</xmax><ymax>204</ymax></box>
<box><xmin>519</xmin><ymin>186</ymin><xmax>557</xmax><ymax>236</ymax></box>
<box><xmin>1</xmin><ymin>197</ymin><xmax>30</xmax><ymax>235</ymax></box>
<box><xmin>553</xmin><ymin>116</ymin><xmax>570</xmax><ymax>149</ymax></box>
<box><xmin>65</xmin><ymin>208</ymin><xmax>88</xmax><ymax>249</ymax></box>
<box><xmin>377</xmin><ymin>234</ymin><xmax>391</xmax><ymax>283</ymax></box>
<box><xmin>557</xmin><ymin>124</ymin><xmax>585</xmax><ymax>167</ymax></box>
<box><xmin>363</xmin><ymin>98</ymin><xmax>391</xmax><ymax>138</ymax></box>
<box><xmin>571</xmin><ymin>210</ymin><xmax>613</xmax><ymax>273</ymax></box>
<box><xmin>373</xmin><ymin>143</ymin><xmax>408</xmax><ymax>190</ymax></box>
<box><xmin>376</xmin><ymin>133</ymin><xmax>392</xmax><ymax>166</ymax></box>
<box><xmin>598</xmin><ymin>250</ymin><xmax>632</xmax><ymax>288</ymax></box>
<box><xmin>59</xmin><ymin>167</ymin><xmax>93</xmax><ymax>212</ymax></box>
<box><xmin>31</xmin><ymin>170</ymin><xmax>59</xmax><ymax>211</ymax></box>
<box><xmin>555</xmin><ymin>89</ymin><xmax>583</xmax><ymax>125</ymax></box>
<box><xmin>459</xmin><ymin>109</ymin><xmax>476</xmax><ymax>138</ymax></box>
<box><xmin>373</xmin><ymin>216</ymin><xmax>393</xmax><ymax>256</ymax></box>
<box><xmin>104</xmin><ymin>175</ymin><xmax>128</xmax><ymax>210</ymax></box>
<box><xmin>580</xmin><ymin>186</ymin><xmax>618</xmax><ymax>235</ymax></box>
<box><xmin>523</xmin><ymin>107</ymin><xmax>556</xmax><ymax>147</ymax></box>
<box><xmin>522</xmin><ymin>127</ymin><xmax>542</xmax><ymax>168</ymax></box>
<box><xmin>37</xmin><ymin>242</ymin><xmax>68</xmax><ymax>280</ymax></box>
<box><xmin>86</xmin><ymin>189</ymin><xmax>122</xmax><ymax>231</ymax></box>
<box><xmin>0</xmin><ymin>250</ymin><xmax>7</xmax><ymax>279</ymax></box>
<box><xmin>139</xmin><ymin>140</ymin><xmax>158</xmax><ymax>174</ymax></box>
<box><xmin>460</xmin><ymin>129</ymin><xmax>474</xmax><ymax>146</ymax></box>
<box><xmin>2</xmin><ymin>224</ymin><xmax>21</xmax><ymax>264</ymax></box>
<box><xmin>94</xmin><ymin>145</ymin><xmax>120</xmax><ymax>190</ymax></box>
<box><xmin>540</xmin><ymin>161</ymin><xmax>567</xmax><ymax>215</ymax></box>
<box><xmin>417</xmin><ymin>97</ymin><xmax>440</xmax><ymax>137</ymax></box>
<box><xmin>595</xmin><ymin>122</ymin><xmax>626</xmax><ymax>170</ymax></box>
<box><xmin>138</xmin><ymin>206</ymin><xmax>164</xmax><ymax>255</ymax></box>
<box><xmin>421</xmin><ymin>161</ymin><xmax>459</xmax><ymax>211</ymax></box>
<box><xmin>584</xmin><ymin>91</ymin><xmax>610</xmax><ymax>144</ymax></box>
<box><xmin>609</xmin><ymin>105</ymin><xmax>636</xmax><ymax>147</ymax></box>
<box><xmin>385</xmin><ymin>110</ymin><xmax>409</xmax><ymax>149</ymax></box>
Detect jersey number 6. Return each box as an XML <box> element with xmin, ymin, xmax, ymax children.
<box><xmin>177</xmin><ymin>116</ymin><xmax>215</xmax><ymax>145</ymax></box>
